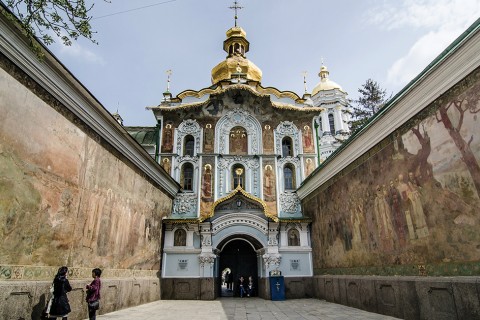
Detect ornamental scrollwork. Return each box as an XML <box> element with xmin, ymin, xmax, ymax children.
<box><xmin>262</xmin><ymin>253</ymin><xmax>281</xmax><ymax>269</ymax></box>
<box><xmin>276</xmin><ymin>156</ymin><xmax>300</xmax><ymax>167</ymax></box>
<box><xmin>172</xmin><ymin>193</ymin><xmax>197</xmax><ymax>215</ymax></box>
<box><xmin>217</xmin><ymin>108</ymin><xmax>261</xmax><ymax>154</ymax></box>
<box><xmin>176</xmin><ymin>119</ymin><xmax>202</xmax><ymax>155</ymax></box>
<box><xmin>275</xmin><ymin>121</ymin><xmax>300</xmax><ymax>156</ymax></box>
<box><xmin>198</xmin><ymin>253</ymin><xmax>216</xmax><ymax>267</ymax></box>
<box><xmin>279</xmin><ymin>192</ymin><xmax>301</xmax><ymax>214</ymax></box>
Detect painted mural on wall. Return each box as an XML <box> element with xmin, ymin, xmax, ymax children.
<box><xmin>200</xmin><ymin>156</ymin><xmax>216</xmax><ymax>217</ymax></box>
<box><xmin>263</xmin><ymin>160</ymin><xmax>278</xmax><ymax>214</ymax></box>
<box><xmin>307</xmin><ymin>68</ymin><xmax>480</xmax><ymax>272</ymax></box>
<box><xmin>0</xmin><ymin>68</ymin><xmax>172</xmax><ymax>271</ymax></box>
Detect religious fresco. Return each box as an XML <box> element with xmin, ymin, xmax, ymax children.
<box><xmin>306</xmin><ymin>68</ymin><xmax>480</xmax><ymax>274</ymax></box>
<box><xmin>302</xmin><ymin>124</ymin><xmax>314</xmax><ymax>153</ymax></box>
<box><xmin>263</xmin><ymin>160</ymin><xmax>278</xmax><ymax>214</ymax></box>
<box><xmin>200</xmin><ymin>157</ymin><xmax>216</xmax><ymax>217</ymax></box>
<box><xmin>162</xmin><ymin>123</ymin><xmax>174</xmax><ymax>152</ymax></box>
<box><xmin>203</xmin><ymin>123</ymin><xmax>215</xmax><ymax>152</ymax></box>
<box><xmin>262</xmin><ymin>124</ymin><xmax>274</xmax><ymax>154</ymax></box>
<box><xmin>0</xmin><ymin>68</ymin><xmax>172</xmax><ymax>271</ymax></box>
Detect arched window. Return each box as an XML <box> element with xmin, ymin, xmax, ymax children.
<box><xmin>174</xmin><ymin>229</ymin><xmax>186</xmax><ymax>246</ymax></box>
<box><xmin>232</xmin><ymin>164</ymin><xmax>245</xmax><ymax>189</ymax></box>
<box><xmin>328</xmin><ymin>114</ymin><xmax>335</xmax><ymax>134</ymax></box>
<box><xmin>229</xmin><ymin>126</ymin><xmax>247</xmax><ymax>154</ymax></box>
<box><xmin>184</xmin><ymin>135</ymin><xmax>195</xmax><ymax>157</ymax></box>
<box><xmin>282</xmin><ymin>137</ymin><xmax>293</xmax><ymax>157</ymax></box>
<box><xmin>181</xmin><ymin>163</ymin><xmax>194</xmax><ymax>191</ymax></box>
<box><xmin>284</xmin><ymin>164</ymin><xmax>296</xmax><ymax>190</ymax></box>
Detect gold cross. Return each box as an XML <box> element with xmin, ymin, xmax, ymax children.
<box><xmin>229</xmin><ymin>1</ymin><xmax>243</xmax><ymax>27</ymax></box>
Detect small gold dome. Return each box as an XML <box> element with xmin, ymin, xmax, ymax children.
<box><xmin>211</xmin><ymin>26</ymin><xmax>262</xmax><ymax>84</ymax></box>
<box><xmin>211</xmin><ymin>55</ymin><xmax>262</xmax><ymax>84</ymax></box>
<box><xmin>312</xmin><ymin>65</ymin><xmax>344</xmax><ymax>95</ymax></box>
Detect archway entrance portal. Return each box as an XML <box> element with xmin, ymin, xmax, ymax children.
<box><xmin>218</xmin><ymin>238</ymin><xmax>259</xmax><ymax>297</ymax></box>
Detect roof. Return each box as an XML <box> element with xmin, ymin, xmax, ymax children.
<box><xmin>125</xmin><ymin>126</ymin><xmax>157</xmax><ymax>146</ymax></box>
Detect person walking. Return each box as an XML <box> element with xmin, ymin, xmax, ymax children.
<box><xmin>225</xmin><ymin>271</ymin><xmax>232</xmax><ymax>291</ymax></box>
<box><xmin>48</xmin><ymin>266</ymin><xmax>72</xmax><ymax>320</ymax></box>
<box><xmin>86</xmin><ymin>268</ymin><xmax>102</xmax><ymax>320</ymax></box>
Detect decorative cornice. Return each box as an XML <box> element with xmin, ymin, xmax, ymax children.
<box><xmin>0</xmin><ymin>12</ymin><xmax>179</xmax><ymax>197</ymax></box>
<box><xmin>298</xmin><ymin>21</ymin><xmax>480</xmax><ymax>200</ymax></box>
<box><xmin>203</xmin><ymin>185</ymin><xmax>278</xmax><ymax>222</ymax></box>
<box><xmin>148</xmin><ymin>83</ymin><xmax>323</xmax><ymax>112</ymax></box>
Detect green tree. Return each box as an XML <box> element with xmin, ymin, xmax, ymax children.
<box><xmin>3</xmin><ymin>0</ymin><xmax>104</xmax><ymax>51</ymax></box>
<box><xmin>349</xmin><ymin>79</ymin><xmax>388</xmax><ymax>132</ymax></box>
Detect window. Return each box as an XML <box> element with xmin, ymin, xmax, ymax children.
<box><xmin>282</xmin><ymin>137</ymin><xmax>293</xmax><ymax>157</ymax></box>
<box><xmin>182</xmin><ymin>163</ymin><xmax>194</xmax><ymax>191</ymax></box>
<box><xmin>284</xmin><ymin>164</ymin><xmax>296</xmax><ymax>190</ymax></box>
<box><xmin>184</xmin><ymin>135</ymin><xmax>195</xmax><ymax>156</ymax></box>
<box><xmin>232</xmin><ymin>164</ymin><xmax>245</xmax><ymax>189</ymax></box>
<box><xmin>328</xmin><ymin>114</ymin><xmax>335</xmax><ymax>134</ymax></box>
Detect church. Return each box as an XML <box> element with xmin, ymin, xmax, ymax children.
<box><xmin>122</xmin><ymin>14</ymin><xmax>351</xmax><ymax>298</ymax></box>
<box><xmin>1</xmin><ymin>1</ymin><xmax>480</xmax><ymax>318</ymax></box>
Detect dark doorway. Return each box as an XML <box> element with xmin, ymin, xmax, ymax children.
<box><xmin>219</xmin><ymin>239</ymin><xmax>258</xmax><ymax>297</ymax></box>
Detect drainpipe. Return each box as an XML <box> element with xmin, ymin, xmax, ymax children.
<box><xmin>314</xmin><ymin>119</ymin><xmax>321</xmax><ymax>166</ymax></box>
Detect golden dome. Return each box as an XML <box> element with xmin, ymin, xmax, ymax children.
<box><xmin>211</xmin><ymin>55</ymin><xmax>262</xmax><ymax>84</ymax></box>
<box><xmin>211</xmin><ymin>26</ymin><xmax>262</xmax><ymax>85</ymax></box>
<box><xmin>312</xmin><ymin>65</ymin><xmax>344</xmax><ymax>95</ymax></box>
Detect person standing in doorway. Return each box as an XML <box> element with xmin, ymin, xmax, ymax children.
<box><xmin>225</xmin><ymin>271</ymin><xmax>232</xmax><ymax>291</ymax></box>
<box><xmin>48</xmin><ymin>266</ymin><xmax>72</xmax><ymax>320</ymax></box>
<box><xmin>238</xmin><ymin>276</ymin><xmax>246</xmax><ymax>298</ymax></box>
<box><xmin>247</xmin><ymin>276</ymin><xmax>254</xmax><ymax>297</ymax></box>
<box><xmin>86</xmin><ymin>268</ymin><xmax>102</xmax><ymax>320</ymax></box>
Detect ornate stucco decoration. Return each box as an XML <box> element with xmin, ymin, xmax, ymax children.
<box><xmin>176</xmin><ymin>119</ymin><xmax>202</xmax><ymax>155</ymax></box>
<box><xmin>262</xmin><ymin>253</ymin><xmax>281</xmax><ymax>269</ymax></box>
<box><xmin>216</xmin><ymin>108</ymin><xmax>262</xmax><ymax>154</ymax></box>
<box><xmin>275</xmin><ymin>121</ymin><xmax>300</xmax><ymax>156</ymax></box>
<box><xmin>203</xmin><ymin>185</ymin><xmax>278</xmax><ymax>222</ymax></box>
<box><xmin>172</xmin><ymin>193</ymin><xmax>198</xmax><ymax>216</ymax></box>
<box><xmin>211</xmin><ymin>212</ymin><xmax>269</xmax><ymax>236</ymax></box>
<box><xmin>276</xmin><ymin>156</ymin><xmax>301</xmax><ymax>168</ymax></box>
<box><xmin>218</xmin><ymin>155</ymin><xmax>260</xmax><ymax>197</ymax></box>
<box><xmin>198</xmin><ymin>253</ymin><xmax>216</xmax><ymax>267</ymax></box>
<box><xmin>279</xmin><ymin>192</ymin><xmax>301</xmax><ymax>214</ymax></box>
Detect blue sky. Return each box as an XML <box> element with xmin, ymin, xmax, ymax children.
<box><xmin>47</xmin><ymin>0</ymin><xmax>480</xmax><ymax>126</ymax></box>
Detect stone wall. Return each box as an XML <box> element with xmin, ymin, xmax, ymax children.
<box><xmin>299</xmin><ymin>21</ymin><xmax>480</xmax><ymax>319</ymax></box>
<box><xmin>304</xmin><ymin>67</ymin><xmax>480</xmax><ymax>276</ymax></box>
<box><xmin>0</xmin><ymin>11</ymin><xmax>177</xmax><ymax>319</ymax></box>
<box><xmin>314</xmin><ymin>275</ymin><xmax>480</xmax><ymax>320</ymax></box>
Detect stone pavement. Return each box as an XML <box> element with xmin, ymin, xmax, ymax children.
<box><xmin>94</xmin><ymin>298</ymin><xmax>400</xmax><ymax>320</ymax></box>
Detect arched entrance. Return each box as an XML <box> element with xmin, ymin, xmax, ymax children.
<box><xmin>217</xmin><ymin>236</ymin><xmax>261</xmax><ymax>297</ymax></box>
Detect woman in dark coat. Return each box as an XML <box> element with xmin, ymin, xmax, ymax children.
<box><xmin>86</xmin><ymin>268</ymin><xmax>102</xmax><ymax>320</ymax></box>
<box><xmin>49</xmin><ymin>266</ymin><xmax>72</xmax><ymax>320</ymax></box>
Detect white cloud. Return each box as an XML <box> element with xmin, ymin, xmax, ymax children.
<box><xmin>367</xmin><ymin>0</ymin><xmax>480</xmax><ymax>89</ymax></box>
<box><xmin>58</xmin><ymin>42</ymin><xmax>104</xmax><ymax>64</ymax></box>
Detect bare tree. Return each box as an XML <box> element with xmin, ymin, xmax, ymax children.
<box><xmin>436</xmin><ymin>87</ymin><xmax>480</xmax><ymax>196</ymax></box>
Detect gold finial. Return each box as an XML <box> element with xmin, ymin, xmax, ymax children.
<box><xmin>302</xmin><ymin>71</ymin><xmax>308</xmax><ymax>93</ymax></box>
<box><xmin>165</xmin><ymin>69</ymin><xmax>172</xmax><ymax>92</ymax></box>
<box><xmin>229</xmin><ymin>0</ymin><xmax>243</xmax><ymax>27</ymax></box>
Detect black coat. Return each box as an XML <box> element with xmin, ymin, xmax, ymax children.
<box><xmin>49</xmin><ymin>276</ymin><xmax>72</xmax><ymax>316</ymax></box>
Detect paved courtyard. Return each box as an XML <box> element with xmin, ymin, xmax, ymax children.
<box><xmin>94</xmin><ymin>298</ymin><xmax>400</xmax><ymax>320</ymax></box>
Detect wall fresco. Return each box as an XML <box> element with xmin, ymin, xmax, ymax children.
<box><xmin>305</xmin><ymin>68</ymin><xmax>480</xmax><ymax>274</ymax></box>
<box><xmin>0</xmin><ymin>67</ymin><xmax>172</xmax><ymax>272</ymax></box>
